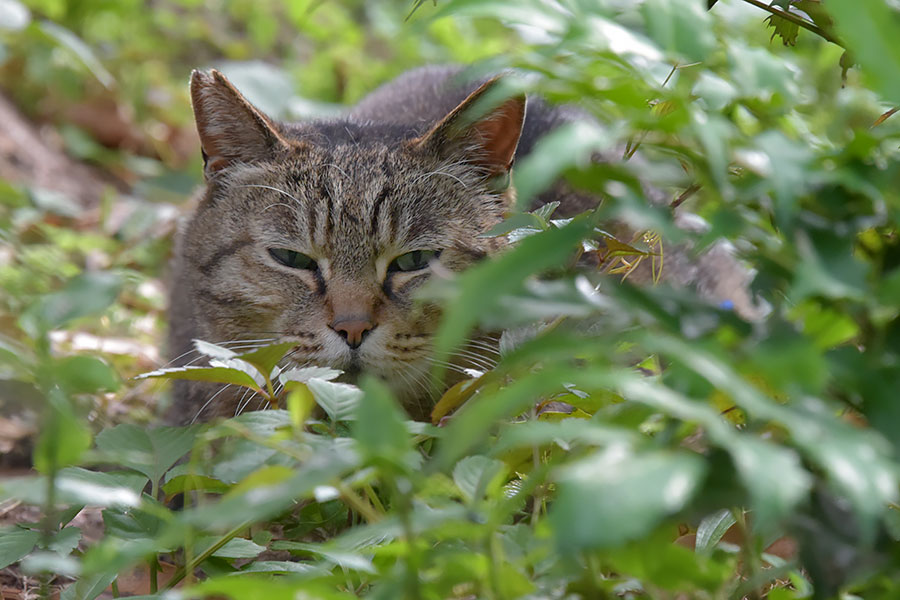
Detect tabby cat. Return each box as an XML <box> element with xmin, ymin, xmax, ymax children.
<box><xmin>167</xmin><ymin>65</ymin><xmax>758</xmax><ymax>424</ymax></box>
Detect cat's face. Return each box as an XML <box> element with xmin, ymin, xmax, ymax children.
<box><xmin>182</xmin><ymin>70</ymin><xmax>525</xmax><ymax>409</ymax></box>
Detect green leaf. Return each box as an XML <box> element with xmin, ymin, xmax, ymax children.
<box><xmin>694</xmin><ymin>509</ymin><xmax>735</xmax><ymax>554</ymax></box>
<box><xmin>828</xmin><ymin>0</ymin><xmax>900</xmax><ymax>103</ymax></box>
<box><xmin>550</xmin><ymin>446</ymin><xmax>707</xmax><ymax>549</ymax></box>
<box><xmin>39</xmin><ymin>21</ymin><xmax>115</xmax><ymax>89</ymax></box>
<box><xmin>19</xmin><ymin>271</ymin><xmax>122</xmax><ymax>338</ymax></box>
<box><xmin>0</xmin><ymin>527</ymin><xmax>40</xmax><ymax>569</ymax></box>
<box><xmin>514</xmin><ymin>121</ymin><xmax>611</xmax><ymax>209</ymax></box>
<box><xmin>134</xmin><ymin>365</ymin><xmax>260</xmax><ymax>390</ymax></box>
<box><xmin>353</xmin><ymin>377</ymin><xmax>411</xmax><ymax>466</ymax></box>
<box><xmin>307</xmin><ymin>378</ymin><xmax>362</xmax><ymax>422</ymax></box>
<box><xmin>195</xmin><ymin>536</ymin><xmax>266</xmax><ymax>559</ymax></box>
<box><xmin>94</xmin><ymin>424</ymin><xmax>199</xmax><ymax>487</ymax></box>
<box><xmin>59</xmin><ymin>572</ymin><xmax>118</xmax><ymax>600</ymax></box>
<box><xmin>452</xmin><ymin>455</ymin><xmax>507</xmax><ymax>503</ymax></box>
<box><xmin>234</xmin><ymin>342</ymin><xmax>297</xmax><ymax>378</ymax></box>
<box><xmin>433</xmin><ymin>215</ymin><xmax>596</xmax><ymax>361</ymax></box>
<box><xmin>47</xmin><ymin>526</ymin><xmax>81</xmax><ymax>555</ymax></box>
<box><xmin>51</xmin><ymin>355</ymin><xmax>119</xmax><ymax>395</ymax></box>
<box><xmin>33</xmin><ymin>390</ymin><xmax>92</xmax><ymax>474</ymax></box>
<box><xmin>641</xmin><ymin>0</ymin><xmax>716</xmax><ymax>62</ymax></box>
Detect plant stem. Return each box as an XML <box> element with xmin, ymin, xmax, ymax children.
<box><xmin>335</xmin><ymin>480</ymin><xmax>382</xmax><ymax>523</ymax></box>
<box><xmin>164</xmin><ymin>520</ymin><xmax>254</xmax><ymax>590</ymax></box>
<box><xmin>739</xmin><ymin>0</ymin><xmax>844</xmax><ymax>47</ymax></box>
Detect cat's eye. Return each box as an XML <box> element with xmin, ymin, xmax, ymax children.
<box><xmin>268</xmin><ymin>248</ymin><xmax>317</xmax><ymax>270</ymax></box>
<box><xmin>388</xmin><ymin>250</ymin><xmax>440</xmax><ymax>273</ymax></box>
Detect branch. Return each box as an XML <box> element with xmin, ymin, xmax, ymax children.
<box><xmin>738</xmin><ymin>0</ymin><xmax>844</xmax><ymax>48</ymax></box>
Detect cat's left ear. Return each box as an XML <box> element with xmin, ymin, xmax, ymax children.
<box><xmin>413</xmin><ymin>76</ymin><xmax>526</xmax><ymax>185</ymax></box>
<box><xmin>190</xmin><ymin>69</ymin><xmax>290</xmax><ymax>178</ymax></box>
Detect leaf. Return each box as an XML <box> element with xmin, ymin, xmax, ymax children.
<box><xmin>19</xmin><ymin>271</ymin><xmax>123</xmax><ymax>338</ymax></box>
<box><xmin>641</xmin><ymin>0</ymin><xmax>716</xmax><ymax>62</ymax></box>
<box><xmin>766</xmin><ymin>14</ymin><xmax>799</xmax><ymax>46</ymax></box>
<box><xmin>134</xmin><ymin>365</ymin><xmax>260</xmax><ymax>390</ymax></box>
<box><xmin>195</xmin><ymin>537</ymin><xmax>266</xmax><ymax>559</ymax></box>
<box><xmin>452</xmin><ymin>455</ymin><xmax>507</xmax><ymax>503</ymax></box>
<box><xmin>306</xmin><ymin>378</ymin><xmax>362</xmax><ymax>422</ymax></box>
<box><xmin>234</xmin><ymin>342</ymin><xmax>297</xmax><ymax>378</ymax></box>
<box><xmin>53</xmin><ymin>467</ymin><xmax>141</xmax><ymax>508</ymax></box>
<box><xmin>46</xmin><ymin>526</ymin><xmax>82</xmax><ymax>556</ymax></box>
<box><xmin>514</xmin><ymin>121</ymin><xmax>611</xmax><ymax>208</ymax></box>
<box><xmin>430</xmin><ymin>374</ymin><xmax>487</xmax><ymax>424</ymax></box>
<box><xmin>94</xmin><ymin>424</ymin><xmax>199</xmax><ymax>487</ymax></box>
<box><xmin>39</xmin><ymin>21</ymin><xmax>115</xmax><ymax>89</ymax></box>
<box><xmin>272</xmin><ymin>541</ymin><xmax>376</xmax><ymax>574</ymax></box>
<box><xmin>827</xmin><ymin>1</ymin><xmax>900</xmax><ymax>102</ymax></box>
<box><xmin>0</xmin><ymin>0</ymin><xmax>29</xmax><ymax>31</ymax></box>
<box><xmin>59</xmin><ymin>572</ymin><xmax>118</xmax><ymax>600</ymax></box>
<box><xmin>694</xmin><ymin>509</ymin><xmax>736</xmax><ymax>554</ymax></box>
<box><xmin>433</xmin><ymin>215</ymin><xmax>596</xmax><ymax>362</ymax></box>
<box><xmin>33</xmin><ymin>390</ymin><xmax>92</xmax><ymax>474</ymax></box>
<box><xmin>353</xmin><ymin>377</ymin><xmax>411</xmax><ymax>467</ymax></box>
<box><xmin>279</xmin><ymin>366</ymin><xmax>342</xmax><ymax>385</ymax></box>
<box><xmin>0</xmin><ymin>527</ymin><xmax>40</xmax><ymax>569</ymax></box>
<box><xmin>551</xmin><ymin>445</ymin><xmax>707</xmax><ymax>549</ymax></box>
<box><xmin>51</xmin><ymin>355</ymin><xmax>119</xmax><ymax>395</ymax></box>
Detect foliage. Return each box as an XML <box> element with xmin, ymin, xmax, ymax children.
<box><xmin>1</xmin><ymin>0</ymin><xmax>900</xmax><ymax>599</ymax></box>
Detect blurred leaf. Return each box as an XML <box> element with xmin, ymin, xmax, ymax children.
<box><xmin>694</xmin><ymin>509</ymin><xmax>735</xmax><ymax>554</ymax></box>
<box><xmin>433</xmin><ymin>215</ymin><xmax>596</xmax><ymax>361</ymax></box>
<box><xmin>353</xmin><ymin>377</ymin><xmax>410</xmax><ymax>467</ymax></box>
<box><xmin>20</xmin><ymin>271</ymin><xmax>122</xmax><ymax>338</ymax></box>
<box><xmin>39</xmin><ymin>21</ymin><xmax>114</xmax><ymax>89</ymax></box>
<box><xmin>828</xmin><ymin>0</ymin><xmax>900</xmax><ymax>103</ymax></box>
<box><xmin>0</xmin><ymin>0</ymin><xmax>29</xmax><ymax>31</ymax></box>
<box><xmin>641</xmin><ymin>0</ymin><xmax>716</xmax><ymax>62</ymax></box>
<box><xmin>0</xmin><ymin>527</ymin><xmax>40</xmax><ymax>569</ymax></box>
<box><xmin>33</xmin><ymin>390</ymin><xmax>92</xmax><ymax>475</ymax></box>
<box><xmin>453</xmin><ymin>455</ymin><xmax>507</xmax><ymax>503</ymax></box>
<box><xmin>551</xmin><ymin>445</ymin><xmax>707</xmax><ymax>549</ymax></box>
<box><xmin>51</xmin><ymin>355</ymin><xmax>119</xmax><ymax>395</ymax></box>
<box><xmin>94</xmin><ymin>424</ymin><xmax>199</xmax><ymax>487</ymax></box>
<box><xmin>515</xmin><ymin>121</ymin><xmax>611</xmax><ymax>208</ymax></box>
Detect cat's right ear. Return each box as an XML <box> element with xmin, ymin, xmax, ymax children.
<box><xmin>190</xmin><ymin>69</ymin><xmax>289</xmax><ymax>178</ymax></box>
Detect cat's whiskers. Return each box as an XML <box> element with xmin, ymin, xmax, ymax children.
<box><xmin>192</xmin><ymin>383</ymin><xmax>233</xmax><ymax>424</ymax></box>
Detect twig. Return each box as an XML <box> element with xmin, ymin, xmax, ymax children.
<box><xmin>739</xmin><ymin>0</ymin><xmax>844</xmax><ymax>48</ymax></box>
<box><xmin>671</xmin><ymin>183</ymin><xmax>701</xmax><ymax>209</ymax></box>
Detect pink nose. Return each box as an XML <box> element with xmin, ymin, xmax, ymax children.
<box><xmin>330</xmin><ymin>317</ymin><xmax>374</xmax><ymax>349</ymax></box>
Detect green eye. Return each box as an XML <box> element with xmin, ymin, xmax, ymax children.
<box><xmin>268</xmin><ymin>248</ymin><xmax>317</xmax><ymax>270</ymax></box>
<box><xmin>388</xmin><ymin>250</ymin><xmax>440</xmax><ymax>273</ymax></box>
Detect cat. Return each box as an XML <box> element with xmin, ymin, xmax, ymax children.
<box><xmin>166</xmin><ymin>65</ymin><xmax>760</xmax><ymax>424</ymax></box>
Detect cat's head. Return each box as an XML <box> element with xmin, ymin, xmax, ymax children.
<box><xmin>183</xmin><ymin>69</ymin><xmax>525</xmax><ymax>407</ymax></box>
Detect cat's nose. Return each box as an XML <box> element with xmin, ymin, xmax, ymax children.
<box><xmin>330</xmin><ymin>316</ymin><xmax>375</xmax><ymax>349</ymax></box>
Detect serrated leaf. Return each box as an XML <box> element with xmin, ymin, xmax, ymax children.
<box><xmin>307</xmin><ymin>378</ymin><xmax>362</xmax><ymax>422</ymax></box>
<box><xmin>766</xmin><ymin>14</ymin><xmax>799</xmax><ymax>46</ymax></box>
<box><xmin>47</xmin><ymin>526</ymin><xmax>81</xmax><ymax>555</ymax></box>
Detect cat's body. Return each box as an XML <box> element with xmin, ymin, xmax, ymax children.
<box><xmin>167</xmin><ymin>65</ymin><xmax>759</xmax><ymax>424</ymax></box>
